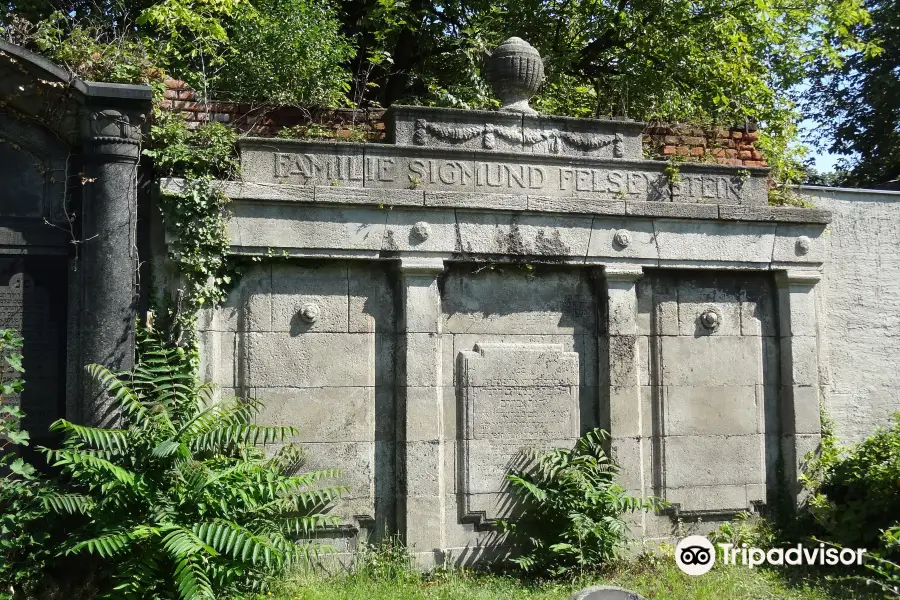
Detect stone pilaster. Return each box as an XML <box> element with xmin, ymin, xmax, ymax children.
<box><xmin>775</xmin><ymin>269</ymin><xmax>823</xmax><ymax>505</ymax></box>
<box><xmin>603</xmin><ymin>266</ymin><xmax>647</xmax><ymax>528</ymax></box>
<box><xmin>79</xmin><ymin>107</ymin><xmax>144</xmax><ymax>425</ymax></box>
<box><xmin>396</xmin><ymin>257</ymin><xmax>446</xmax><ymax>565</ymax></box>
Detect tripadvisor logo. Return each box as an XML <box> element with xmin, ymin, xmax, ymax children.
<box><xmin>675</xmin><ymin>536</ymin><xmax>716</xmax><ymax>575</ymax></box>
<box><xmin>675</xmin><ymin>535</ymin><xmax>866</xmax><ymax>575</ymax></box>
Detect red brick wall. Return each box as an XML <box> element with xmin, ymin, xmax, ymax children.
<box><xmin>162</xmin><ymin>78</ymin><xmax>766</xmax><ymax>167</ymax></box>
<box><xmin>643</xmin><ymin>124</ymin><xmax>766</xmax><ymax>167</ymax></box>
<box><xmin>161</xmin><ymin>79</ymin><xmax>386</xmax><ymax>139</ymax></box>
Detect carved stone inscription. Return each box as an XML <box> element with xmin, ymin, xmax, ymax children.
<box><xmin>459</xmin><ymin>343</ymin><xmax>579</xmax><ymax>524</ymax></box>
<box><xmin>259</xmin><ymin>148</ymin><xmax>746</xmax><ymax>203</ymax></box>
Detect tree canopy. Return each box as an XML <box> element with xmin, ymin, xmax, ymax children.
<box><xmin>1</xmin><ymin>0</ymin><xmax>886</xmax><ymax>185</ymax></box>
<box><xmin>806</xmin><ymin>0</ymin><xmax>899</xmax><ymax>186</ymax></box>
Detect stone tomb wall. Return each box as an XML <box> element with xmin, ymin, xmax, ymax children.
<box><xmin>802</xmin><ymin>186</ymin><xmax>900</xmax><ymax>443</ymax></box>
<box><xmin>198</xmin><ymin>263</ymin><xmax>601</xmax><ymax>557</ymax></box>
<box><xmin>440</xmin><ymin>267</ymin><xmax>597</xmax><ymax>556</ymax></box>
<box><xmin>190</xmin><ymin>106</ymin><xmax>829</xmax><ymax>564</ymax></box>
<box><xmin>198</xmin><ymin>261</ymin><xmax>398</xmax><ymax>535</ymax></box>
<box><xmin>199</xmin><ymin>260</ymin><xmax>797</xmax><ymax>560</ymax></box>
<box><xmin>636</xmin><ymin>272</ymin><xmax>777</xmax><ymax>520</ymax></box>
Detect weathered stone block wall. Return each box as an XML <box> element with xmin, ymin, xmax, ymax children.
<box><xmin>198</xmin><ymin>261</ymin><xmax>399</xmax><ymax>539</ymax></box>
<box><xmin>183</xmin><ymin>103</ymin><xmax>827</xmax><ymax>563</ymax></box>
<box><xmin>801</xmin><ymin>186</ymin><xmax>900</xmax><ymax>442</ymax></box>
<box><xmin>439</xmin><ymin>266</ymin><xmax>598</xmax><ymax>558</ymax></box>
<box><xmin>636</xmin><ymin>272</ymin><xmax>777</xmax><ymax>522</ymax></box>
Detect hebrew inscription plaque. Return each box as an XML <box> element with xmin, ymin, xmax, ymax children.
<box><xmin>459</xmin><ymin>342</ymin><xmax>579</xmax><ymax>524</ymax></box>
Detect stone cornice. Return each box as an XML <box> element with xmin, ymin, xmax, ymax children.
<box><xmin>163</xmin><ymin>178</ymin><xmax>830</xmax><ymax>225</ymax></box>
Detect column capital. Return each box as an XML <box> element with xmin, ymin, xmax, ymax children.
<box><xmin>604</xmin><ymin>265</ymin><xmax>644</xmax><ymax>283</ymax></box>
<box><xmin>80</xmin><ymin>107</ymin><xmax>146</xmax><ymax>162</ymax></box>
<box><xmin>775</xmin><ymin>269</ymin><xmax>822</xmax><ymax>286</ymax></box>
<box><xmin>396</xmin><ymin>256</ymin><xmax>447</xmax><ymax>275</ymax></box>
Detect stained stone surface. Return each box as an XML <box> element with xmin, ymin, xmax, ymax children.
<box><xmin>189</xmin><ymin>59</ymin><xmax>833</xmax><ymax>564</ymax></box>
<box><xmin>199</xmin><ymin>261</ymin><xmax>397</xmax><ymax>532</ymax></box>
<box><xmin>636</xmin><ymin>272</ymin><xmax>776</xmax><ymax>517</ymax></box>
<box><xmin>458</xmin><ymin>342</ymin><xmax>579</xmax><ymax>522</ymax></box>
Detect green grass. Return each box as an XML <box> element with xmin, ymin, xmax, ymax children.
<box><xmin>269</xmin><ymin>560</ymin><xmax>880</xmax><ymax>600</ymax></box>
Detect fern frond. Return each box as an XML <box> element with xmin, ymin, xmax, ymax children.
<box><xmin>193</xmin><ymin>520</ymin><xmax>283</xmax><ymax>567</ymax></box>
<box><xmin>49</xmin><ymin>420</ymin><xmax>130</xmax><ymax>453</ymax></box>
<box><xmin>161</xmin><ymin>526</ymin><xmax>218</xmax><ymax>569</ymax></box>
<box><xmin>86</xmin><ymin>363</ymin><xmax>148</xmax><ymax>423</ymax></box>
<box><xmin>104</xmin><ymin>552</ymin><xmax>163</xmax><ymax>600</ymax></box>
<box><xmin>191</xmin><ymin>423</ymin><xmax>297</xmax><ymax>452</ymax></box>
<box><xmin>46</xmin><ymin>448</ymin><xmax>136</xmax><ymax>484</ymax></box>
<box><xmin>172</xmin><ymin>555</ymin><xmax>215</xmax><ymax>600</ymax></box>
<box><xmin>506</xmin><ymin>474</ymin><xmax>548</xmax><ymax>502</ymax></box>
<box><xmin>67</xmin><ymin>532</ymin><xmax>129</xmax><ymax>558</ymax></box>
<box><xmin>43</xmin><ymin>492</ymin><xmax>94</xmax><ymax>514</ymax></box>
<box><xmin>276</xmin><ymin>514</ymin><xmax>343</xmax><ymax>536</ymax></box>
<box><xmin>152</xmin><ymin>439</ymin><xmax>190</xmax><ymax>460</ymax></box>
<box><xmin>66</xmin><ymin>525</ymin><xmax>155</xmax><ymax>558</ymax></box>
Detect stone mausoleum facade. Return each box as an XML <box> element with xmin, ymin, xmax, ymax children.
<box><xmin>170</xmin><ymin>40</ymin><xmax>830</xmax><ymax>563</ymax></box>
<box><xmin>2</xmin><ymin>36</ymin><xmax>893</xmax><ymax>566</ymax></box>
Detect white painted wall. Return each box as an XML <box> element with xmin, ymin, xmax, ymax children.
<box><xmin>800</xmin><ymin>186</ymin><xmax>900</xmax><ymax>442</ymax></box>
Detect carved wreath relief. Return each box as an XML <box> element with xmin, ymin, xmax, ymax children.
<box><xmin>613</xmin><ymin>229</ymin><xmax>632</xmax><ymax>249</ymax></box>
<box><xmin>299</xmin><ymin>303</ymin><xmax>320</xmax><ymax>323</ymax></box>
<box><xmin>412</xmin><ymin>118</ymin><xmax>625</xmax><ymax>157</ymax></box>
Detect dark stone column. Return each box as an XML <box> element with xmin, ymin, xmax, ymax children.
<box><xmin>78</xmin><ymin>107</ymin><xmax>144</xmax><ymax>425</ymax></box>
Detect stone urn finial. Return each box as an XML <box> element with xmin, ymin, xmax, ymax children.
<box><xmin>484</xmin><ymin>37</ymin><xmax>544</xmax><ymax>114</ymax></box>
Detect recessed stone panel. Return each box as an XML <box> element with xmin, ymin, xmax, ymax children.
<box><xmin>270</xmin><ymin>263</ymin><xmax>349</xmax><ymax>333</ymax></box>
<box><xmin>458</xmin><ymin>343</ymin><xmax>579</xmax><ymax>523</ymax></box>
<box><xmin>251</xmin><ymin>386</ymin><xmax>375</xmax><ymax>443</ymax></box>
<box><xmin>663</xmin><ymin>435</ymin><xmax>764</xmax><ymax>488</ymax></box>
<box><xmin>663</xmin><ymin>385</ymin><xmax>758</xmax><ymax>436</ymax></box>
<box><xmin>442</xmin><ymin>267</ymin><xmax>596</xmax><ymax>335</ymax></box>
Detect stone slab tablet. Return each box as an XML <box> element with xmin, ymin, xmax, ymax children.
<box><xmin>458</xmin><ymin>342</ymin><xmax>579</xmax><ymax>523</ymax></box>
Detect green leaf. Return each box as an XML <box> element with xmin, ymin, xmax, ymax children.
<box><xmin>9</xmin><ymin>457</ymin><xmax>35</xmax><ymax>477</ymax></box>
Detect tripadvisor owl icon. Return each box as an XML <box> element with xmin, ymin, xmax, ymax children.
<box><xmin>675</xmin><ymin>535</ymin><xmax>716</xmax><ymax>575</ymax></box>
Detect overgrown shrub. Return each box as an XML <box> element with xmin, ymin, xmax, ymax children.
<box><xmin>709</xmin><ymin>510</ymin><xmax>778</xmax><ymax>551</ymax></box>
<box><xmin>215</xmin><ymin>0</ymin><xmax>353</xmax><ymax>106</ymax></box>
<box><xmin>0</xmin><ymin>329</ymin><xmax>56</xmax><ymax>599</ymax></box>
<box><xmin>352</xmin><ymin>534</ymin><xmax>418</xmax><ymax>584</ymax></box>
<box><xmin>802</xmin><ymin>413</ymin><xmax>900</xmax><ymax>554</ymax></box>
<box><xmin>860</xmin><ymin>550</ymin><xmax>900</xmax><ymax>597</ymax></box>
<box><xmin>501</xmin><ymin>428</ymin><xmax>663</xmax><ymax>577</ymax></box>
<box><xmin>28</xmin><ymin>11</ymin><xmax>162</xmax><ymax>84</ymax></box>
<box><xmin>41</xmin><ymin>329</ymin><xmax>345</xmax><ymax>599</ymax></box>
